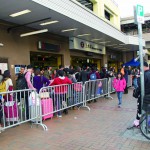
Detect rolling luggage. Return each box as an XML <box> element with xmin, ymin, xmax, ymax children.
<box><xmin>4</xmin><ymin>100</ymin><xmax>19</xmax><ymax>122</ymax></box>
<box><xmin>41</xmin><ymin>98</ymin><xmax>53</xmax><ymax>120</ymax></box>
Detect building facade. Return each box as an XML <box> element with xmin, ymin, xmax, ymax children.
<box><xmin>0</xmin><ymin>0</ymin><xmax>142</xmax><ymax>83</ymax></box>
<box><xmin>121</xmin><ymin>13</ymin><xmax>150</xmax><ymax>64</ymax></box>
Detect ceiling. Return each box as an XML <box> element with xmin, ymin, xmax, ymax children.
<box><xmin>0</xmin><ymin>0</ymin><xmax>140</xmax><ymax>51</ymax></box>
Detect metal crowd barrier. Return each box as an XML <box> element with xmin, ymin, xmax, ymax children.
<box><xmin>0</xmin><ymin>89</ymin><xmax>44</xmax><ymax>131</ymax></box>
<box><xmin>84</xmin><ymin>78</ymin><xmax>108</xmax><ymax>102</ymax></box>
<box><xmin>38</xmin><ymin>82</ymin><xmax>84</xmax><ymax>130</ymax></box>
<box><xmin>0</xmin><ymin>76</ymin><xmax>132</xmax><ymax>132</ymax></box>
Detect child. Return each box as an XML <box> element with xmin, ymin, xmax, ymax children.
<box><xmin>113</xmin><ymin>72</ymin><xmax>126</xmax><ymax>108</ymax></box>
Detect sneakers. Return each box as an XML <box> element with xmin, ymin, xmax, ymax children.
<box><xmin>118</xmin><ymin>105</ymin><xmax>121</xmax><ymax>108</ymax></box>
<box><xmin>57</xmin><ymin>115</ymin><xmax>62</xmax><ymax>118</ymax></box>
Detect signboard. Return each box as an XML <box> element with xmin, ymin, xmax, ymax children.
<box><xmin>134</xmin><ymin>4</ymin><xmax>144</xmax><ymax>24</ymax></box>
<box><xmin>38</xmin><ymin>41</ymin><xmax>60</xmax><ymax>52</ymax></box>
<box><xmin>69</xmin><ymin>37</ymin><xmax>105</xmax><ymax>54</ymax></box>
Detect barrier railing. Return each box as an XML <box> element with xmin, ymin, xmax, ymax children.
<box><xmin>38</xmin><ymin>82</ymin><xmax>84</xmax><ymax>130</ymax></box>
<box><xmin>0</xmin><ymin>89</ymin><xmax>46</xmax><ymax>131</ymax></box>
<box><xmin>84</xmin><ymin>78</ymin><xmax>108</xmax><ymax>102</ymax></box>
<box><xmin>0</xmin><ymin>76</ymin><xmax>133</xmax><ymax>133</ymax></box>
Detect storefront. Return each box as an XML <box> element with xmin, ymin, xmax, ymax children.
<box><xmin>30</xmin><ymin>52</ymin><xmax>62</xmax><ymax>69</ymax></box>
<box><xmin>107</xmin><ymin>49</ymin><xmax>123</xmax><ymax>71</ymax></box>
<box><xmin>69</xmin><ymin>37</ymin><xmax>105</xmax><ymax>70</ymax></box>
<box><xmin>0</xmin><ymin>24</ymin><xmax>69</xmax><ymax>82</ymax></box>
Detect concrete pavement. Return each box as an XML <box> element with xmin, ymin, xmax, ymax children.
<box><xmin>0</xmin><ymin>89</ymin><xmax>150</xmax><ymax>150</ymax></box>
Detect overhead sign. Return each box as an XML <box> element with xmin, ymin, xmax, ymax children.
<box><xmin>69</xmin><ymin>37</ymin><xmax>105</xmax><ymax>54</ymax></box>
<box><xmin>134</xmin><ymin>4</ymin><xmax>144</xmax><ymax>24</ymax></box>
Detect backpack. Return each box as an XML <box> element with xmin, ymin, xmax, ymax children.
<box><xmin>90</xmin><ymin>73</ymin><xmax>97</xmax><ymax>80</ymax></box>
<box><xmin>0</xmin><ymin>81</ymin><xmax>6</xmax><ymax>95</ymax></box>
<box><xmin>16</xmin><ymin>73</ymin><xmax>28</xmax><ymax>90</ymax></box>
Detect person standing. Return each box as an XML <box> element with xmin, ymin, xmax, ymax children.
<box><xmin>24</xmin><ymin>65</ymin><xmax>35</xmax><ymax>119</ymax></box>
<box><xmin>135</xmin><ymin>62</ymin><xmax>150</xmax><ymax>126</ymax></box>
<box><xmin>55</xmin><ymin>65</ymin><xmax>64</xmax><ymax>77</ymax></box>
<box><xmin>75</xmin><ymin>67</ymin><xmax>81</xmax><ymax>82</ymax></box>
<box><xmin>113</xmin><ymin>72</ymin><xmax>126</xmax><ymax>108</ymax></box>
<box><xmin>132</xmin><ymin>68</ymin><xmax>139</xmax><ymax>89</ymax></box>
<box><xmin>88</xmin><ymin>67</ymin><xmax>100</xmax><ymax>102</ymax></box>
<box><xmin>121</xmin><ymin>65</ymin><xmax>125</xmax><ymax>76</ymax></box>
<box><xmin>124</xmin><ymin>67</ymin><xmax>128</xmax><ymax>94</ymax></box>
<box><xmin>80</xmin><ymin>66</ymin><xmax>88</xmax><ymax>84</ymax></box>
<box><xmin>3</xmin><ymin>70</ymin><xmax>13</xmax><ymax>92</ymax></box>
<box><xmin>50</xmin><ymin>70</ymin><xmax>72</xmax><ymax>117</ymax></box>
<box><xmin>44</xmin><ymin>66</ymin><xmax>52</xmax><ymax>80</ymax></box>
<box><xmin>33</xmin><ymin>69</ymin><xmax>50</xmax><ymax>93</ymax></box>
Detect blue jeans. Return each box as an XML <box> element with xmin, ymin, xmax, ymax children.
<box><xmin>117</xmin><ymin>92</ymin><xmax>123</xmax><ymax>105</ymax></box>
<box><xmin>133</xmin><ymin>78</ymin><xmax>138</xmax><ymax>89</ymax></box>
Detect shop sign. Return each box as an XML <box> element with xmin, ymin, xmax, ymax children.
<box><xmin>38</xmin><ymin>41</ymin><xmax>60</xmax><ymax>52</ymax></box>
<box><xmin>69</xmin><ymin>37</ymin><xmax>105</xmax><ymax>54</ymax></box>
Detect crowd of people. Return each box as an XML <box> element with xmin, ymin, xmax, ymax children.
<box><xmin>0</xmin><ymin>63</ymin><xmax>148</xmax><ymax>131</ymax></box>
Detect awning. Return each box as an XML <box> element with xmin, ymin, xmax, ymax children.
<box><xmin>123</xmin><ymin>58</ymin><xmax>140</xmax><ymax>67</ymax></box>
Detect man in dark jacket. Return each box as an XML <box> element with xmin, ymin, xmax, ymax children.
<box><xmin>130</xmin><ymin>62</ymin><xmax>150</xmax><ymax>128</ymax></box>
<box><xmin>138</xmin><ymin>62</ymin><xmax>150</xmax><ymax>112</ymax></box>
<box><xmin>124</xmin><ymin>67</ymin><xmax>128</xmax><ymax>94</ymax></box>
<box><xmin>80</xmin><ymin>66</ymin><xmax>88</xmax><ymax>84</ymax></box>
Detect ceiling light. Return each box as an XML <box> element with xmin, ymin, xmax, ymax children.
<box><xmin>20</xmin><ymin>29</ymin><xmax>48</xmax><ymax>37</ymax></box>
<box><xmin>40</xmin><ymin>20</ymin><xmax>59</xmax><ymax>26</ymax></box>
<box><xmin>10</xmin><ymin>9</ymin><xmax>31</xmax><ymax>17</ymax></box>
<box><xmin>107</xmin><ymin>44</ymin><xmax>117</xmax><ymax>46</ymax></box>
<box><xmin>119</xmin><ymin>44</ymin><xmax>126</xmax><ymax>45</ymax></box>
<box><xmin>61</xmin><ymin>28</ymin><xmax>77</xmax><ymax>32</ymax></box>
<box><xmin>113</xmin><ymin>46</ymin><xmax>123</xmax><ymax>48</ymax></box>
<box><xmin>91</xmin><ymin>38</ymin><xmax>102</xmax><ymax>41</ymax></box>
<box><xmin>99</xmin><ymin>41</ymin><xmax>110</xmax><ymax>43</ymax></box>
<box><xmin>77</xmin><ymin>34</ymin><xmax>91</xmax><ymax>37</ymax></box>
<box><xmin>0</xmin><ymin>43</ymin><xmax>4</xmax><ymax>47</ymax></box>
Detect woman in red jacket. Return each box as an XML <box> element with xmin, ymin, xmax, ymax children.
<box><xmin>50</xmin><ymin>70</ymin><xmax>72</xmax><ymax>117</ymax></box>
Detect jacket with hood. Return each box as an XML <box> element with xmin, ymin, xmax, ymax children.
<box><xmin>113</xmin><ymin>78</ymin><xmax>126</xmax><ymax>92</ymax></box>
<box><xmin>50</xmin><ymin>76</ymin><xmax>72</xmax><ymax>94</ymax></box>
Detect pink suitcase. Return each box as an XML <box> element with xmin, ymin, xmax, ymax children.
<box><xmin>41</xmin><ymin>98</ymin><xmax>53</xmax><ymax>121</ymax></box>
<box><xmin>4</xmin><ymin>101</ymin><xmax>19</xmax><ymax>122</ymax></box>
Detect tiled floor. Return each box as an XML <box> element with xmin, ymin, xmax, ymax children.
<box><xmin>0</xmin><ymin>89</ymin><xmax>150</xmax><ymax>150</ymax></box>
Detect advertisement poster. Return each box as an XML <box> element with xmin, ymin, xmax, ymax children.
<box><xmin>0</xmin><ymin>63</ymin><xmax>8</xmax><ymax>73</ymax></box>
<box><xmin>15</xmin><ymin>67</ymin><xmax>20</xmax><ymax>74</ymax></box>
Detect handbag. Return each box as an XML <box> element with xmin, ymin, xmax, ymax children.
<box><xmin>28</xmin><ymin>92</ymin><xmax>40</xmax><ymax>106</ymax></box>
<box><xmin>39</xmin><ymin>92</ymin><xmax>50</xmax><ymax>99</ymax></box>
<box><xmin>133</xmin><ymin>88</ymin><xmax>140</xmax><ymax>98</ymax></box>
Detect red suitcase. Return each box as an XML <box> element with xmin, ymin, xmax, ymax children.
<box><xmin>41</xmin><ymin>98</ymin><xmax>53</xmax><ymax>121</ymax></box>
